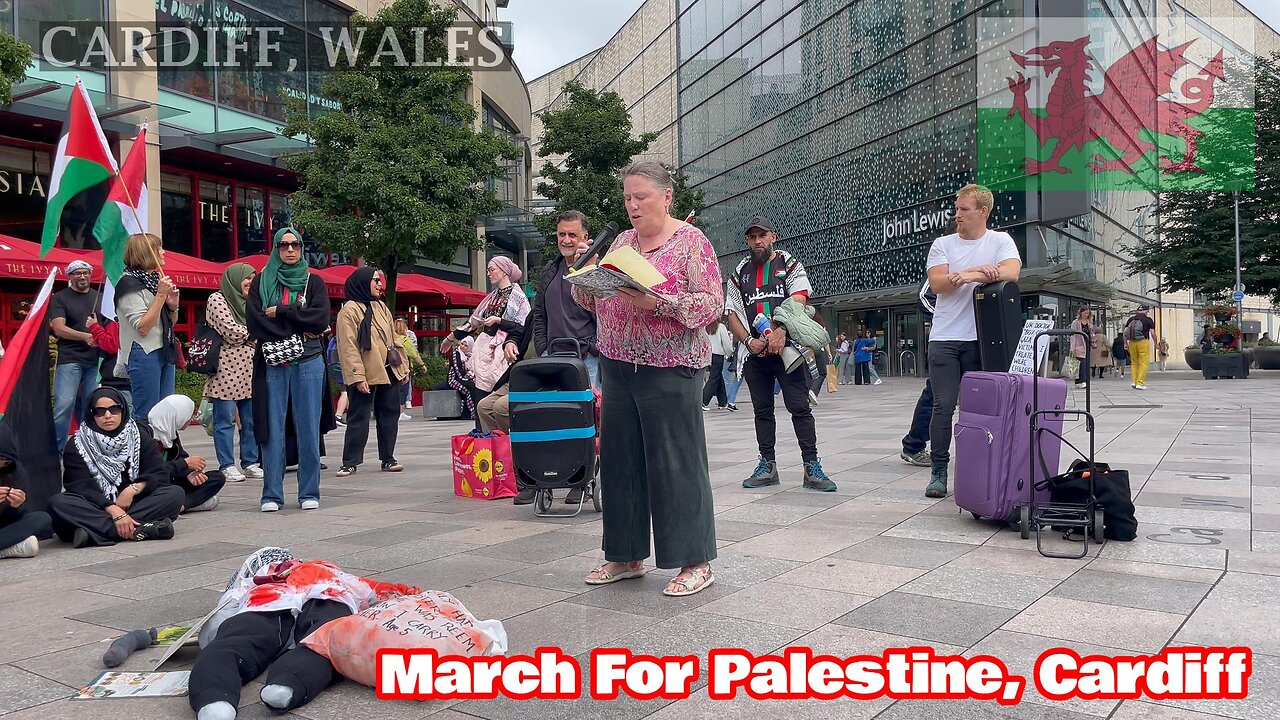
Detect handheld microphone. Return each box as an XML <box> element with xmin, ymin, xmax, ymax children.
<box><xmin>570</xmin><ymin>221</ymin><xmax>622</xmax><ymax>272</ymax></box>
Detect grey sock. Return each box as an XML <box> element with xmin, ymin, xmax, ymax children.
<box><xmin>260</xmin><ymin>684</ymin><xmax>294</xmax><ymax>710</ymax></box>
<box><xmin>102</xmin><ymin>628</ymin><xmax>157</xmax><ymax>667</ymax></box>
<box><xmin>197</xmin><ymin>701</ymin><xmax>236</xmax><ymax>720</ymax></box>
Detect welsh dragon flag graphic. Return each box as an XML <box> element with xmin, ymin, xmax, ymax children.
<box><xmin>39</xmin><ymin>79</ymin><xmax>118</xmax><ymax>255</ymax></box>
<box><xmin>92</xmin><ymin>126</ymin><xmax>149</xmax><ymax>318</ymax></box>
<box><xmin>976</xmin><ymin>13</ymin><xmax>1255</xmax><ymax>191</ymax></box>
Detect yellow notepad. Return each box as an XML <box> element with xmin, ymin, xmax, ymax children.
<box><xmin>565</xmin><ymin>245</ymin><xmax>667</xmax><ymax>298</ymax></box>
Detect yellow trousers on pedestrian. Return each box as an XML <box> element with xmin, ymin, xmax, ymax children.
<box><xmin>1130</xmin><ymin>339</ymin><xmax>1151</xmax><ymax>386</ymax></box>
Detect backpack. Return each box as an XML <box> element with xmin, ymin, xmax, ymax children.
<box><xmin>1124</xmin><ymin>317</ymin><xmax>1145</xmax><ymax>342</ymax></box>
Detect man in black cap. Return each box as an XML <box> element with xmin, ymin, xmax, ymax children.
<box><xmin>1123</xmin><ymin>304</ymin><xmax>1158</xmax><ymax>390</ymax></box>
<box><xmin>723</xmin><ymin>216</ymin><xmax>835</xmax><ymax>492</ymax></box>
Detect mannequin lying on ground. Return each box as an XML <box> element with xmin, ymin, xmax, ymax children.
<box><xmin>191</xmin><ymin>547</ymin><xmax>421</xmax><ymax>720</ymax></box>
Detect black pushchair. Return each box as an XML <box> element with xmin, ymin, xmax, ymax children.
<box><xmin>508</xmin><ymin>339</ymin><xmax>601</xmax><ymax>517</ymax></box>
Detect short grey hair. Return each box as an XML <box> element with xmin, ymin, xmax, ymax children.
<box><xmin>620</xmin><ymin>161</ymin><xmax>674</xmax><ymax>191</ymax></box>
<box><xmin>557</xmin><ymin>210</ymin><xmax>590</xmax><ymax>235</ymax></box>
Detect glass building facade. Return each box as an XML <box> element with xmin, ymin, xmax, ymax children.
<box><xmin>676</xmin><ymin>0</ymin><xmax>1273</xmax><ymax>371</ymax></box>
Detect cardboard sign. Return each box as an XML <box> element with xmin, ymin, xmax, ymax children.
<box><xmin>1009</xmin><ymin>319</ymin><xmax>1055</xmax><ymax>376</ymax></box>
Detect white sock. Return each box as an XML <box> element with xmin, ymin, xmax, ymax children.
<box><xmin>197</xmin><ymin>701</ymin><xmax>236</xmax><ymax>720</ymax></box>
<box><xmin>260</xmin><ymin>684</ymin><xmax>294</xmax><ymax>710</ymax></box>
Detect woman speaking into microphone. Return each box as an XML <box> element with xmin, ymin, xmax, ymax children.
<box><xmin>570</xmin><ymin>162</ymin><xmax>724</xmax><ymax>598</ymax></box>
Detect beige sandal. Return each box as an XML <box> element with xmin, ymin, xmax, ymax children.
<box><xmin>585</xmin><ymin>562</ymin><xmax>646</xmax><ymax>585</ymax></box>
<box><xmin>663</xmin><ymin>566</ymin><xmax>714</xmax><ymax>597</ymax></box>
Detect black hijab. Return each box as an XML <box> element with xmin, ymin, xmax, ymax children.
<box><xmin>344</xmin><ymin>267</ymin><xmax>383</xmax><ymax>352</ymax></box>
<box><xmin>73</xmin><ymin>387</ymin><xmax>141</xmax><ymax>498</ymax></box>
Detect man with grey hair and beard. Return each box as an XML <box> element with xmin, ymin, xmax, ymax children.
<box><xmin>50</xmin><ymin>259</ymin><xmax>101</xmax><ymax>453</ymax></box>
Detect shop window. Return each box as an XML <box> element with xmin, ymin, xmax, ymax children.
<box><xmin>199</xmin><ymin>180</ymin><xmax>233</xmax><ymax>262</ymax></box>
<box><xmin>156</xmin><ymin>0</ymin><xmax>216</xmax><ymax>100</ymax></box>
<box><xmin>18</xmin><ymin>0</ymin><xmax>107</xmax><ymax>70</ymax></box>
<box><xmin>237</xmin><ymin>186</ymin><xmax>267</xmax><ymax>257</ymax></box>
<box><xmin>0</xmin><ymin>146</ymin><xmax>51</xmax><ymax>242</ymax></box>
<box><xmin>161</xmin><ymin>172</ymin><xmax>194</xmax><ymax>255</ymax></box>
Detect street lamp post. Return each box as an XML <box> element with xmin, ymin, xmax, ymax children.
<box><xmin>1234</xmin><ymin>189</ymin><xmax>1243</xmax><ymax>321</ymax></box>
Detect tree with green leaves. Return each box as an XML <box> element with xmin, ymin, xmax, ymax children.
<box><xmin>533</xmin><ymin>81</ymin><xmax>705</xmax><ymax>278</ymax></box>
<box><xmin>282</xmin><ymin>0</ymin><xmax>519</xmax><ymax>310</ymax></box>
<box><xmin>1127</xmin><ymin>53</ymin><xmax>1280</xmax><ymax>305</ymax></box>
<box><xmin>0</xmin><ymin>29</ymin><xmax>32</xmax><ymax>105</ymax></box>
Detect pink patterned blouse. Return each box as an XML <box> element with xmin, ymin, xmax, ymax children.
<box><xmin>572</xmin><ymin>224</ymin><xmax>724</xmax><ymax>368</ymax></box>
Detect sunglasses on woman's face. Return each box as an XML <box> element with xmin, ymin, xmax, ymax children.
<box><xmin>278</xmin><ymin>241</ymin><xmax>303</xmax><ymax>251</ymax></box>
<box><xmin>91</xmin><ymin>404</ymin><xmax>124</xmax><ymax>418</ymax></box>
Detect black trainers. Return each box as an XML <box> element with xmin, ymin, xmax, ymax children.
<box><xmin>72</xmin><ymin>528</ymin><xmax>92</xmax><ymax>548</ymax></box>
<box><xmin>726</xmin><ymin>403</ymin><xmax>739</xmax><ymax>412</ymax></box>
<box><xmin>743</xmin><ymin>457</ymin><xmax>780</xmax><ymax>488</ymax></box>
<box><xmin>381</xmin><ymin>459</ymin><xmax>404</xmax><ymax>472</ymax></box>
<box><xmin>134</xmin><ymin>518</ymin><xmax>175</xmax><ymax>541</ymax></box>
<box><xmin>513</xmin><ymin>487</ymin><xmax>536</xmax><ymax>505</ymax></box>
<box><xmin>802</xmin><ymin>459</ymin><xmax>836</xmax><ymax>492</ymax></box>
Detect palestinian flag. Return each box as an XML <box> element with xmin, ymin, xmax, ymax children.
<box><xmin>92</xmin><ymin>126</ymin><xmax>149</xmax><ymax>318</ymax></box>
<box><xmin>40</xmin><ymin>79</ymin><xmax>118</xmax><ymax>255</ymax></box>
<box><xmin>0</xmin><ymin>270</ymin><xmax>60</xmax><ymax>511</ymax></box>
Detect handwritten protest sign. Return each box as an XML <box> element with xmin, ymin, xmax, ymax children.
<box><xmin>1009</xmin><ymin>320</ymin><xmax>1055</xmax><ymax>376</ymax></box>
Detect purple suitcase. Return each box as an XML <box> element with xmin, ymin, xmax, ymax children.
<box><xmin>954</xmin><ymin>371</ymin><xmax>1067</xmax><ymax>523</ymax></box>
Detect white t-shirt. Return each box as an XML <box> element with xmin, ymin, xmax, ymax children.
<box><xmin>708</xmin><ymin>324</ymin><xmax>733</xmax><ymax>356</ymax></box>
<box><xmin>925</xmin><ymin>229</ymin><xmax>1021</xmax><ymax>341</ymax></box>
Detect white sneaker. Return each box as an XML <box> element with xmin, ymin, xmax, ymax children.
<box><xmin>242</xmin><ymin>464</ymin><xmax>264</xmax><ymax>479</ymax></box>
<box><xmin>1135</xmin><ymin>384</ymin><xmax>1149</xmax><ymax>390</ymax></box>
<box><xmin>189</xmin><ymin>496</ymin><xmax>220</xmax><ymax>513</ymax></box>
<box><xmin>0</xmin><ymin>535</ymin><xmax>38</xmax><ymax>559</ymax></box>
<box><xmin>300</xmin><ymin>499</ymin><xmax>320</xmax><ymax>510</ymax></box>
<box><xmin>260</xmin><ymin>501</ymin><xmax>281</xmax><ymax>513</ymax></box>
<box><xmin>873</xmin><ymin>379</ymin><xmax>883</xmax><ymax>385</ymax></box>
<box><xmin>809</xmin><ymin>390</ymin><xmax>820</xmax><ymax>406</ymax></box>
<box><xmin>222</xmin><ymin>466</ymin><xmax>246</xmax><ymax>483</ymax></box>
<box><xmin>398</xmin><ymin>413</ymin><xmax>411</xmax><ymax>421</ymax></box>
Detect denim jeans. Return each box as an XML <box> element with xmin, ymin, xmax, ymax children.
<box><xmin>262</xmin><ymin>356</ymin><xmax>324</xmax><ymax>506</ymax></box>
<box><xmin>927</xmin><ymin>340</ymin><xmax>982</xmax><ymax>465</ymax></box>
<box><xmin>213</xmin><ymin>398</ymin><xmax>259</xmax><ymax>471</ymax></box>
<box><xmin>583</xmin><ymin>355</ymin><xmax>601</xmax><ymax>391</ymax></box>
<box><xmin>127</xmin><ymin>343</ymin><xmax>175</xmax><ymax>422</ymax></box>
<box><xmin>723</xmin><ymin>359</ymin><xmax>743</xmax><ymax>404</ymax></box>
<box><xmin>902</xmin><ymin>379</ymin><xmax>933</xmax><ymax>454</ymax></box>
<box><xmin>53</xmin><ymin>362</ymin><xmax>99</xmax><ymax>452</ymax></box>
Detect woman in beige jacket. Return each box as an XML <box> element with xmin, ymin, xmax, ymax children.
<box><xmin>335</xmin><ymin>268</ymin><xmax>408</xmax><ymax>477</ymax></box>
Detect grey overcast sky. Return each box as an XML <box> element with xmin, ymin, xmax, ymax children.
<box><xmin>502</xmin><ymin>0</ymin><xmax>647</xmax><ymax>80</ymax></box>
<box><xmin>502</xmin><ymin>0</ymin><xmax>1279</xmax><ymax>81</ymax></box>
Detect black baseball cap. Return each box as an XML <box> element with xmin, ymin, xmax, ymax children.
<box><xmin>1137</xmin><ymin>304</ymin><xmax>1151</xmax><ymax>312</ymax></box>
<box><xmin>745</xmin><ymin>216</ymin><xmax>775</xmax><ymax>234</ymax></box>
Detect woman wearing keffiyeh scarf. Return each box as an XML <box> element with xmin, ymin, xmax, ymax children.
<box><xmin>115</xmin><ymin>232</ymin><xmax>179</xmax><ymax>419</ymax></box>
<box><xmin>47</xmin><ymin>387</ymin><xmax>185</xmax><ymax>548</ymax></box>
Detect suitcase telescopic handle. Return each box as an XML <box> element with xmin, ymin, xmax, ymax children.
<box><xmin>548</xmin><ymin>337</ymin><xmax>585</xmax><ymax>358</ymax></box>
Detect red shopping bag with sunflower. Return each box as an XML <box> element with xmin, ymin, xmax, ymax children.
<box><xmin>451</xmin><ymin>430</ymin><xmax>517</xmax><ymax>500</ymax></box>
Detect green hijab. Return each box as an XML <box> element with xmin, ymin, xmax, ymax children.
<box><xmin>259</xmin><ymin>227</ymin><xmax>311</xmax><ymax>310</ymax></box>
<box><xmin>220</xmin><ymin>263</ymin><xmax>255</xmax><ymax>326</ymax></box>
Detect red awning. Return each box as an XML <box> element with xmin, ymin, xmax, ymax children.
<box><xmin>398</xmin><ymin>272</ymin><xmax>487</xmax><ymax>306</ymax></box>
<box><xmin>0</xmin><ymin>235</ymin><xmax>225</xmax><ymax>289</ymax></box>
<box><xmin>0</xmin><ymin>236</ymin><xmax>104</xmax><ymax>282</ymax></box>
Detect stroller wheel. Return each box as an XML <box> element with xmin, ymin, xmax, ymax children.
<box><xmin>1019</xmin><ymin>505</ymin><xmax>1031</xmax><ymax>540</ymax></box>
<box><xmin>535</xmin><ymin>490</ymin><xmax>553</xmax><ymax>513</ymax></box>
<box><xmin>591</xmin><ymin>480</ymin><xmax>602</xmax><ymax>512</ymax></box>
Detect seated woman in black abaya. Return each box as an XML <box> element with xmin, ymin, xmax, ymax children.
<box><xmin>47</xmin><ymin>387</ymin><xmax>185</xmax><ymax>547</ymax></box>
